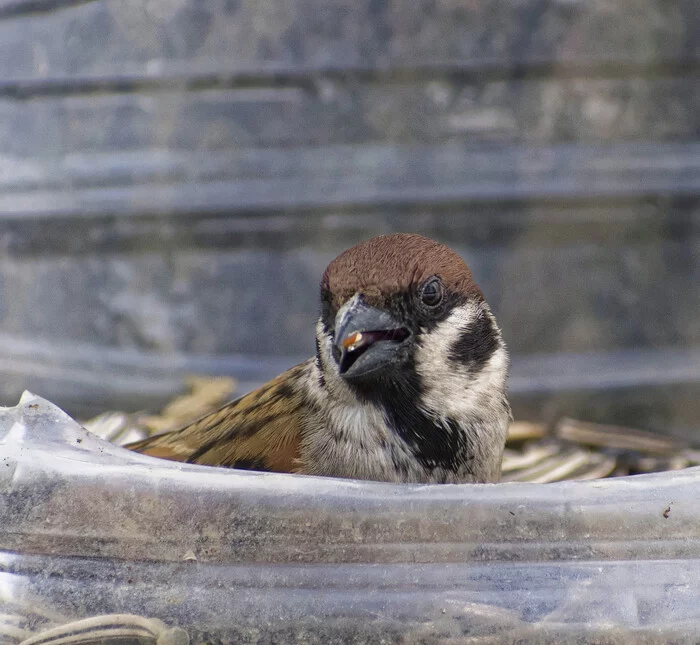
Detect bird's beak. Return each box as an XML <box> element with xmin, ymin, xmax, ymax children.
<box><xmin>334</xmin><ymin>296</ymin><xmax>410</xmax><ymax>380</ymax></box>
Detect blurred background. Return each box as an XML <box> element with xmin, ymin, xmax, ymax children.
<box><xmin>0</xmin><ymin>0</ymin><xmax>698</xmax><ymax>440</ymax></box>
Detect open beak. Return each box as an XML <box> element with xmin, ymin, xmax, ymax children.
<box><xmin>334</xmin><ymin>298</ymin><xmax>410</xmax><ymax>380</ymax></box>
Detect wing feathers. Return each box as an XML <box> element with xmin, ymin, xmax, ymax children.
<box><xmin>126</xmin><ymin>362</ymin><xmax>311</xmax><ymax>473</ymax></box>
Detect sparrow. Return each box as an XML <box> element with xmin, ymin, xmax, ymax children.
<box><xmin>127</xmin><ymin>233</ymin><xmax>511</xmax><ymax>484</ymax></box>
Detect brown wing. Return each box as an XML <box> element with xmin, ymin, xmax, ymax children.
<box><xmin>126</xmin><ymin>361</ymin><xmax>312</xmax><ymax>473</ymax></box>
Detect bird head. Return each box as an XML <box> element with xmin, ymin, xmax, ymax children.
<box><xmin>316</xmin><ymin>233</ymin><xmax>506</xmax><ymax>394</ymax></box>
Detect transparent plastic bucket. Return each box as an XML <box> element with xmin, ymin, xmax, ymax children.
<box><xmin>2</xmin><ymin>392</ymin><xmax>700</xmax><ymax>644</ymax></box>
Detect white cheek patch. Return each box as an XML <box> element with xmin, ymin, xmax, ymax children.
<box><xmin>415</xmin><ymin>303</ymin><xmax>509</xmax><ymax>422</ymax></box>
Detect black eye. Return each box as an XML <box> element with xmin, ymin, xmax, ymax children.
<box><xmin>420</xmin><ymin>277</ymin><xmax>444</xmax><ymax>307</ymax></box>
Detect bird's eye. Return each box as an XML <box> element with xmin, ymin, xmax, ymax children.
<box><xmin>420</xmin><ymin>277</ymin><xmax>444</xmax><ymax>307</ymax></box>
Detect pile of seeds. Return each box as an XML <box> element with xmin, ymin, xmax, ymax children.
<box><xmin>83</xmin><ymin>377</ymin><xmax>697</xmax><ymax>482</ymax></box>
<box><xmin>503</xmin><ymin>419</ymin><xmax>696</xmax><ymax>482</ymax></box>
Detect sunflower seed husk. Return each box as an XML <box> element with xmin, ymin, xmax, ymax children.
<box><xmin>555</xmin><ymin>418</ymin><xmax>685</xmax><ymax>456</ymax></box>
<box><xmin>501</xmin><ymin>448</ymin><xmax>591</xmax><ymax>483</ymax></box>
<box><xmin>82</xmin><ymin>411</ymin><xmax>145</xmax><ymax>445</ymax></box>
<box><xmin>138</xmin><ymin>376</ymin><xmax>236</xmax><ymax>433</ymax></box>
<box><xmin>627</xmin><ymin>454</ymin><xmax>690</xmax><ymax>474</ymax></box>
<box><xmin>501</xmin><ymin>443</ymin><xmax>561</xmax><ymax>473</ymax></box>
<box><xmin>566</xmin><ymin>453</ymin><xmax>618</xmax><ymax>481</ymax></box>
<box><xmin>506</xmin><ymin>421</ymin><xmax>548</xmax><ymax>443</ymax></box>
<box><xmin>681</xmin><ymin>449</ymin><xmax>700</xmax><ymax>466</ymax></box>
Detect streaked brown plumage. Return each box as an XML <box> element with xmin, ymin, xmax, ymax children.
<box><xmin>128</xmin><ymin>234</ymin><xmax>511</xmax><ymax>483</ymax></box>
<box><xmin>127</xmin><ymin>365</ymin><xmax>308</xmax><ymax>472</ymax></box>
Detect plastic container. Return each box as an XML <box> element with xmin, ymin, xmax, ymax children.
<box><xmin>2</xmin><ymin>392</ymin><xmax>700</xmax><ymax>645</ymax></box>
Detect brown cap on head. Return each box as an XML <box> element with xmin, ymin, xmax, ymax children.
<box><xmin>321</xmin><ymin>233</ymin><xmax>483</xmax><ymax>310</ymax></box>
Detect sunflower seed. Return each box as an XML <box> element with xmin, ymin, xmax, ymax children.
<box><xmin>555</xmin><ymin>418</ymin><xmax>684</xmax><ymax>456</ymax></box>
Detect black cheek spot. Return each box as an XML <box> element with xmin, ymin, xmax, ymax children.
<box><xmin>449</xmin><ymin>311</ymin><xmax>499</xmax><ymax>372</ymax></box>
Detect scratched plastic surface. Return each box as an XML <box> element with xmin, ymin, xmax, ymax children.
<box><xmin>1</xmin><ymin>393</ymin><xmax>700</xmax><ymax>645</ymax></box>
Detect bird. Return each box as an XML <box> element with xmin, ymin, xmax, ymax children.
<box><xmin>127</xmin><ymin>233</ymin><xmax>511</xmax><ymax>484</ymax></box>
